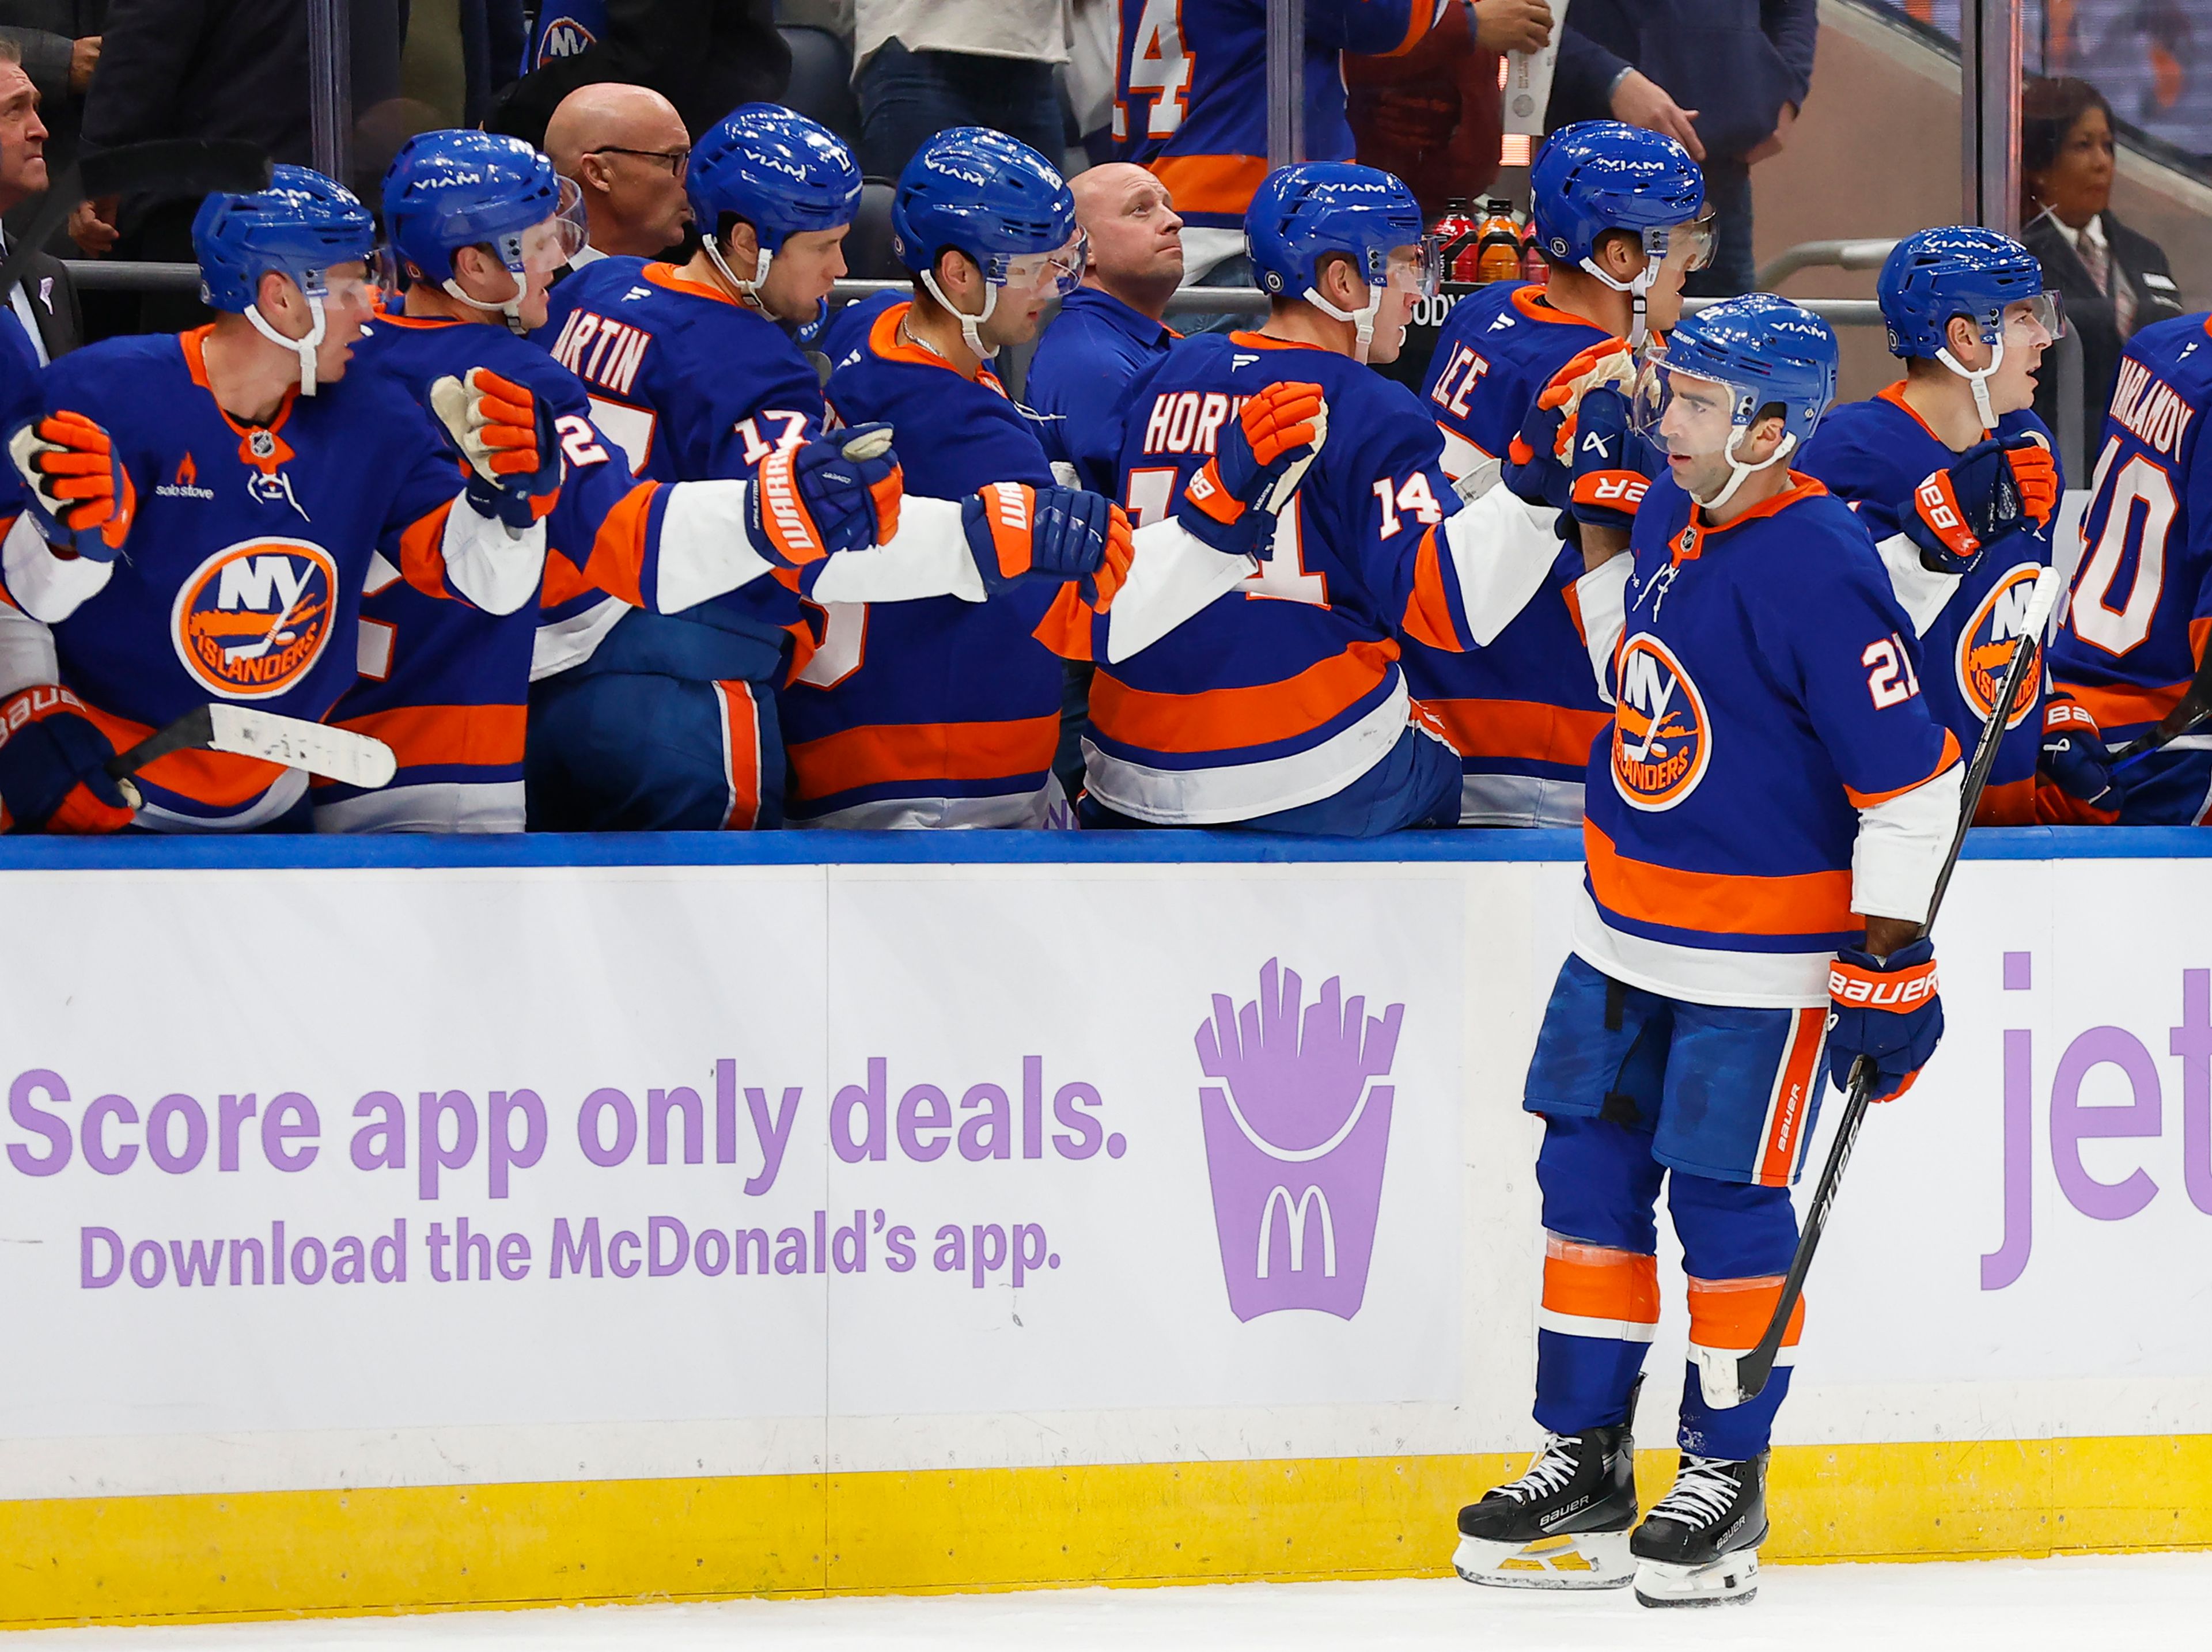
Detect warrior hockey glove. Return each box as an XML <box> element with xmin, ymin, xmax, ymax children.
<box><xmin>1900</xmin><ymin>434</ymin><xmax>2059</xmax><ymax>574</ymax></box>
<box><xmin>1566</xmin><ymin>385</ymin><xmax>1655</xmax><ymax>532</ymax></box>
<box><xmin>747</xmin><ymin>423</ymin><xmax>902</xmax><ymax>567</ymax></box>
<box><xmin>1504</xmin><ymin>337</ymin><xmax>1635</xmax><ymax>510</ymax></box>
<box><xmin>1825</xmin><ymin>937</ymin><xmax>1944</xmax><ymax>1102</ymax></box>
<box><xmin>9</xmin><ymin>411</ymin><xmax>137</xmax><ymax>559</ymax></box>
<box><xmin>0</xmin><ymin>685</ymin><xmax>135</xmax><ymax>833</ymax></box>
<box><xmin>2037</xmin><ymin>692</ymin><xmax>2124</xmax><ymax>821</ymax></box>
<box><xmin>429</xmin><ymin>367</ymin><xmax>564</xmax><ymax>532</ymax></box>
<box><xmin>963</xmin><ymin>483</ymin><xmax>1131</xmax><ymax>608</ymax></box>
<box><xmin>1174</xmin><ymin>379</ymin><xmax>1328</xmax><ymax>557</ymax></box>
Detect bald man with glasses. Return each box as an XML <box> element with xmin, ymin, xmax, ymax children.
<box><xmin>544</xmin><ymin>83</ymin><xmax>696</xmax><ymax>260</ymax></box>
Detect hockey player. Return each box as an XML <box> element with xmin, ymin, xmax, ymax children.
<box><xmin>316</xmin><ymin>129</ymin><xmax>926</xmax><ymax>832</ymax></box>
<box><xmin>528</xmin><ymin>105</ymin><xmax>1114</xmax><ymax>830</ymax></box>
<box><xmin>1407</xmin><ymin>120</ymin><xmax>1709</xmax><ymax>827</ymax></box>
<box><xmin>2047</xmin><ymin>310</ymin><xmax>2212</xmax><ymax>823</ymax></box>
<box><xmin>1800</xmin><ymin>227</ymin><xmax>2099</xmax><ymax>825</ymax></box>
<box><xmin>1078</xmin><ymin>161</ymin><xmax>1575</xmax><ymax>833</ymax></box>
<box><xmin>0</xmin><ymin>166</ymin><xmax>558</xmax><ymax>832</ymax></box>
<box><xmin>1453</xmin><ymin>297</ymin><xmax>1960</xmax><ymax>1605</ymax></box>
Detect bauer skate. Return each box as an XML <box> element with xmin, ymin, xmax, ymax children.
<box><xmin>1453</xmin><ymin>1420</ymin><xmax>1639</xmax><ymax>1589</ymax></box>
<box><xmin>1631</xmin><ymin>1450</ymin><xmax>1768</xmax><ymax>1608</ymax></box>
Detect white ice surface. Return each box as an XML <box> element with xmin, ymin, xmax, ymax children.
<box><xmin>13</xmin><ymin>1554</ymin><xmax>2209</xmax><ymax>1652</ymax></box>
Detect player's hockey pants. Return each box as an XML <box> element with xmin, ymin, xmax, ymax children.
<box><xmin>525</xmin><ymin>670</ymin><xmax>783</xmax><ymax>832</ymax></box>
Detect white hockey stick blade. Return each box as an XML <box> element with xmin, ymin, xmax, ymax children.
<box><xmin>206</xmin><ymin>705</ymin><xmax>397</xmax><ymax>788</ymax></box>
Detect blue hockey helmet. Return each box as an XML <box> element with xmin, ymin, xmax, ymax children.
<box><xmin>891</xmin><ymin>127</ymin><xmax>1082</xmax><ymax>359</ymax></box>
<box><xmin>1531</xmin><ymin>122</ymin><xmax>1707</xmax><ymax>341</ymax></box>
<box><xmin>382</xmin><ymin>130</ymin><xmax>584</xmax><ymax>329</ymax></box>
<box><xmin>1244</xmin><ymin>162</ymin><xmax>1436</xmax><ymax>363</ymax></box>
<box><xmin>1631</xmin><ymin>293</ymin><xmax>1838</xmax><ymax>508</ymax></box>
<box><xmin>690</xmin><ymin>103</ymin><xmax>862</xmax><ymax>251</ymax></box>
<box><xmin>192</xmin><ymin>164</ymin><xmax>376</xmax><ymax>394</ymax></box>
<box><xmin>1877</xmin><ymin>226</ymin><xmax>2064</xmax><ymax>428</ymax></box>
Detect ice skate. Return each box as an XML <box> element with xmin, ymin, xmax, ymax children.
<box><xmin>1453</xmin><ymin>1420</ymin><xmax>1639</xmax><ymax>1589</ymax></box>
<box><xmin>1631</xmin><ymin>1450</ymin><xmax>1768</xmax><ymax>1607</ymax></box>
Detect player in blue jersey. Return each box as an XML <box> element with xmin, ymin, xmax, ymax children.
<box><xmin>0</xmin><ymin>166</ymin><xmax>558</xmax><ymax>833</ymax></box>
<box><xmin>1078</xmin><ymin>161</ymin><xmax>1577</xmax><ymax>834</ymax></box>
<box><xmin>528</xmin><ymin>105</ymin><xmax>1105</xmax><ymax>831</ymax></box>
<box><xmin>1407</xmin><ymin>121</ymin><xmax>1709</xmax><ymax>827</ymax></box>
<box><xmin>1801</xmin><ymin>228</ymin><xmax>2096</xmax><ymax>825</ymax></box>
<box><xmin>1453</xmin><ymin>298</ymin><xmax>1960</xmax><ymax>1606</ymax></box>
<box><xmin>317</xmin><ymin>130</ymin><xmax>921</xmax><ymax>833</ymax></box>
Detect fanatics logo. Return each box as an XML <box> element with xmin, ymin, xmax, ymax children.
<box><xmin>154</xmin><ymin>452</ymin><xmax>214</xmax><ymax>501</ymax></box>
<box><xmin>170</xmin><ymin>537</ymin><xmax>339</xmax><ymax>700</ymax></box>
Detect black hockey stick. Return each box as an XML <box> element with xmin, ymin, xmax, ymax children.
<box><xmin>2109</xmin><ymin>634</ymin><xmax>2212</xmax><ymax>766</ymax></box>
<box><xmin>0</xmin><ymin>139</ymin><xmax>272</xmax><ymax>309</ymax></box>
<box><xmin>1723</xmin><ymin>566</ymin><xmax>2066</xmax><ymax>1406</ymax></box>
<box><xmin>101</xmin><ymin>704</ymin><xmax>397</xmax><ymax>811</ymax></box>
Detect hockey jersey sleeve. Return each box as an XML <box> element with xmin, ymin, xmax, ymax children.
<box><xmin>381</xmin><ymin>427</ymin><xmax>550</xmax><ymax>617</ymax></box>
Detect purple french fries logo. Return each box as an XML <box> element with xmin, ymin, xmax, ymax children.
<box><xmin>1196</xmin><ymin>960</ymin><xmax>1403</xmax><ymax>1322</ymax></box>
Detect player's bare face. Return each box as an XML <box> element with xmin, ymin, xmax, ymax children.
<box><xmin>266</xmin><ymin>263</ymin><xmax>374</xmax><ymax>385</ymax></box>
<box><xmin>1969</xmin><ymin>299</ymin><xmax>2058</xmax><ymax>417</ymax></box>
<box><xmin>1365</xmin><ymin>247</ymin><xmax>1435</xmax><ymax>366</ymax></box>
<box><xmin>758</xmin><ymin>226</ymin><xmax>850</xmax><ymax>324</ymax></box>
<box><xmin>1655</xmin><ymin>374</ymin><xmax>1778</xmax><ymax>502</ymax></box>
<box><xmin>980</xmin><ymin>234</ymin><xmax>1088</xmax><ymax>350</ymax></box>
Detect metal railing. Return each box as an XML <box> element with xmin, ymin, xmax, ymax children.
<box><xmin>1753</xmin><ymin>238</ymin><xmax>1900</xmax><ymax>291</ymax></box>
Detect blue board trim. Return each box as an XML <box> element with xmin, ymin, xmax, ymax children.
<box><xmin>0</xmin><ymin>825</ymin><xmax>2199</xmax><ymax>872</ymax></box>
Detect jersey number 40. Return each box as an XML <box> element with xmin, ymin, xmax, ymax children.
<box><xmin>2071</xmin><ymin>433</ymin><xmax>2177</xmax><ymax>658</ymax></box>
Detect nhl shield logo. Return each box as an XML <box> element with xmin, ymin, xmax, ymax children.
<box><xmin>1612</xmin><ymin>634</ymin><xmax>1711</xmax><ymax>810</ymax></box>
<box><xmin>1957</xmin><ymin>563</ymin><xmax>2041</xmax><ymax>731</ymax></box>
<box><xmin>170</xmin><ymin>537</ymin><xmax>339</xmax><ymax>700</ymax></box>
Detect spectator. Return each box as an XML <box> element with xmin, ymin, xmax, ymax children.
<box><xmin>0</xmin><ymin>39</ymin><xmax>80</xmax><ymax>365</ymax></box>
<box><xmin>543</xmin><ymin>81</ymin><xmax>694</xmax><ymax>260</ymax></box>
<box><xmin>0</xmin><ymin>0</ymin><xmax>102</xmax><ymax>247</ymax></box>
<box><xmin>2022</xmin><ymin>74</ymin><xmax>2183</xmax><ymax>445</ymax></box>
<box><xmin>492</xmin><ymin>0</ymin><xmax>789</xmax><ymax>151</ymax></box>
<box><xmin>853</xmin><ymin>0</ymin><xmax>1067</xmax><ymax>184</ymax></box>
<box><xmin>1344</xmin><ymin>0</ymin><xmax>1503</xmax><ymax>219</ymax></box>
<box><xmin>1546</xmin><ymin>0</ymin><xmax>1817</xmax><ymax>297</ymax></box>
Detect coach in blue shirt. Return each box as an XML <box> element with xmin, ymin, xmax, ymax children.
<box><xmin>1026</xmin><ymin>161</ymin><xmax>1184</xmax><ymax>497</ymax></box>
<box><xmin>1550</xmin><ymin>0</ymin><xmax>1817</xmax><ymax>296</ymax></box>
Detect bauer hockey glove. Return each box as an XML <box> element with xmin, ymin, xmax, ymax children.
<box><xmin>1503</xmin><ymin>337</ymin><xmax>1635</xmax><ymax>510</ymax></box>
<box><xmin>429</xmin><ymin>367</ymin><xmax>564</xmax><ymax>532</ymax></box>
<box><xmin>1825</xmin><ymin>937</ymin><xmax>1944</xmax><ymax>1102</ymax></box>
<box><xmin>2036</xmin><ymin>692</ymin><xmax>2125</xmax><ymax>822</ymax></box>
<box><xmin>0</xmin><ymin>685</ymin><xmax>135</xmax><ymax>833</ymax></box>
<box><xmin>964</xmin><ymin>483</ymin><xmax>1129</xmax><ymax>607</ymax></box>
<box><xmin>1175</xmin><ymin>379</ymin><xmax>1328</xmax><ymax>558</ymax></box>
<box><xmin>1900</xmin><ymin>434</ymin><xmax>2059</xmax><ymax>573</ymax></box>
<box><xmin>747</xmin><ymin>423</ymin><xmax>903</xmax><ymax>567</ymax></box>
<box><xmin>8</xmin><ymin>411</ymin><xmax>137</xmax><ymax>559</ymax></box>
<box><xmin>1566</xmin><ymin>385</ymin><xmax>1655</xmax><ymax>532</ymax></box>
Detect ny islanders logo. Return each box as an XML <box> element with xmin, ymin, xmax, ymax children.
<box><xmin>171</xmin><ymin>538</ymin><xmax>339</xmax><ymax>699</ymax></box>
<box><xmin>1612</xmin><ymin>634</ymin><xmax>1711</xmax><ymax>809</ymax></box>
<box><xmin>534</xmin><ymin>17</ymin><xmax>597</xmax><ymax>65</ymax></box>
<box><xmin>1957</xmin><ymin>563</ymin><xmax>2041</xmax><ymax>730</ymax></box>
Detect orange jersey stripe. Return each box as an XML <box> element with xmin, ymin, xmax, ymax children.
<box><xmin>1843</xmin><ymin>728</ymin><xmax>1961</xmax><ymax>808</ymax></box>
<box><xmin>78</xmin><ymin>703</ymin><xmax>286</xmax><ymax>808</ymax></box>
<box><xmin>1584</xmin><ymin>819</ymin><xmax>1857</xmax><ymax>938</ymax></box>
<box><xmin>1092</xmin><ymin>639</ymin><xmax>1398</xmax><ymax>755</ymax></box>
<box><xmin>1687</xmin><ymin>1274</ymin><xmax>1806</xmax><ymax>1350</ymax></box>
<box><xmin>398</xmin><ymin>497</ymin><xmax>459</xmax><ymax>601</ymax></box>
<box><xmin>2057</xmin><ymin>676</ymin><xmax>2186</xmax><ymax>732</ymax></box>
<box><xmin>1419</xmin><ymin>698</ymin><xmax>1611</xmax><ymax>768</ymax></box>
<box><xmin>335</xmin><ymin>703</ymin><xmax>527</xmax><ymax>769</ymax></box>
<box><xmin>1974</xmin><ymin>774</ymin><xmax>2037</xmax><ymax>826</ymax></box>
<box><xmin>787</xmin><ymin>714</ymin><xmax>1060</xmax><ymax>801</ymax></box>
<box><xmin>1403</xmin><ymin>528</ymin><xmax>1464</xmax><ymax>652</ymax></box>
<box><xmin>1541</xmin><ymin>1238</ymin><xmax>1660</xmax><ymax>1325</ymax></box>
<box><xmin>1145</xmin><ymin>154</ymin><xmax>1270</xmax><ymax>218</ymax></box>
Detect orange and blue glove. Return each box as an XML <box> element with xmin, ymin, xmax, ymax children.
<box><xmin>0</xmin><ymin>685</ymin><xmax>135</xmax><ymax>833</ymax></box>
<box><xmin>9</xmin><ymin>411</ymin><xmax>137</xmax><ymax>559</ymax></box>
<box><xmin>1175</xmin><ymin>379</ymin><xmax>1328</xmax><ymax>556</ymax></box>
<box><xmin>2036</xmin><ymin>692</ymin><xmax>2123</xmax><ymax>821</ymax></box>
<box><xmin>963</xmin><ymin>482</ymin><xmax>1132</xmax><ymax>608</ymax></box>
<box><xmin>1566</xmin><ymin>385</ymin><xmax>1655</xmax><ymax>532</ymax></box>
<box><xmin>1901</xmin><ymin>434</ymin><xmax>2060</xmax><ymax>573</ymax></box>
<box><xmin>1504</xmin><ymin>337</ymin><xmax>1635</xmax><ymax>510</ymax></box>
<box><xmin>429</xmin><ymin>367</ymin><xmax>565</xmax><ymax>531</ymax></box>
<box><xmin>1825</xmin><ymin>937</ymin><xmax>1943</xmax><ymax>1102</ymax></box>
<box><xmin>747</xmin><ymin>423</ymin><xmax>903</xmax><ymax>567</ymax></box>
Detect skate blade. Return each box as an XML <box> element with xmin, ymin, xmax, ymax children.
<box><xmin>1632</xmin><ymin>1548</ymin><xmax>1760</xmax><ymax>1608</ymax></box>
<box><xmin>1453</xmin><ymin>1529</ymin><xmax>1634</xmax><ymax>1590</ymax></box>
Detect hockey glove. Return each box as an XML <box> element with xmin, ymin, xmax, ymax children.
<box><xmin>429</xmin><ymin>367</ymin><xmax>565</xmax><ymax>532</ymax></box>
<box><xmin>1174</xmin><ymin>379</ymin><xmax>1328</xmax><ymax>558</ymax></box>
<box><xmin>0</xmin><ymin>685</ymin><xmax>135</xmax><ymax>833</ymax></box>
<box><xmin>2036</xmin><ymin>692</ymin><xmax>2124</xmax><ymax>821</ymax></box>
<box><xmin>9</xmin><ymin>411</ymin><xmax>137</xmax><ymax>559</ymax></box>
<box><xmin>1566</xmin><ymin>385</ymin><xmax>1655</xmax><ymax>532</ymax></box>
<box><xmin>1504</xmin><ymin>338</ymin><xmax>1635</xmax><ymax>510</ymax></box>
<box><xmin>747</xmin><ymin>423</ymin><xmax>903</xmax><ymax>567</ymax></box>
<box><xmin>1825</xmin><ymin>937</ymin><xmax>1943</xmax><ymax>1102</ymax></box>
<box><xmin>964</xmin><ymin>483</ymin><xmax>1131</xmax><ymax>608</ymax></box>
<box><xmin>1899</xmin><ymin>435</ymin><xmax>2059</xmax><ymax>574</ymax></box>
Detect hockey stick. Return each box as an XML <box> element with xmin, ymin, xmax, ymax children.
<box><xmin>0</xmin><ymin>139</ymin><xmax>272</xmax><ymax>309</ymax></box>
<box><xmin>1721</xmin><ymin>565</ymin><xmax>2066</xmax><ymax>1407</ymax></box>
<box><xmin>2108</xmin><ymin>635</ymin><xmax>2212</xmax><ymax>766</ymax></box>
<box><xmin>103</xmin><ymin>704</ymin><xmax>396</xmax><ymax>810</ymax></box>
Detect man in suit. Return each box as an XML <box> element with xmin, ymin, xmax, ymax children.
<box><xmin>0</xmin><ymin>37</ymin><xmax>80</xmax><ymax>366</ymax></box>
